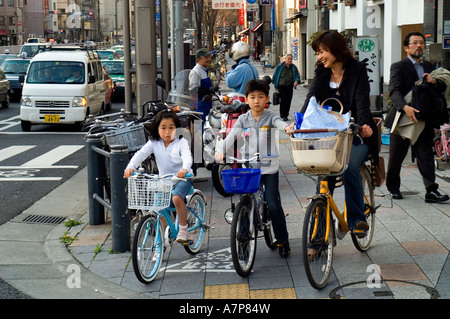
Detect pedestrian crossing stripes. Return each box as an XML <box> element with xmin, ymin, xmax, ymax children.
<box><xmin>0</xmin><ymin>145</ymin><xmax>84</xmax><ymax>181</ymax></box>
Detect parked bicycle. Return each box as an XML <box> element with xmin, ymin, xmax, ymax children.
<box><xmin>289</xmin><ymin>124</ymin><xmax>378</xmax><ymax>289</ymax></box>
<box><xmin>127</xmin><ymin>170</ymin><xmax>209</xmax><ymax>283</ymax></box>
<box><xmin>221</xmin><ymin>153</ymin><xmax>277</xmax><ymax>277</ymax></box>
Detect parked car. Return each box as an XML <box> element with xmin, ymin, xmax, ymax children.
<box><xmin>0</xmin><ymin>67</ymin><xmax>10</xmax><ymax>108</ymax></box>
<box><xmin>102</xmin><ymin>65</ymin><xmax>114</xmax><ymax>111</ymax></box>
<box><xmin>101</xmin><ymin>59</ymin><xmax>135</xmax><ymax>101</ymax></box>
<box><xmin>1</xmin><ymin>58</ymin><xmax>31</xmax><ymax>100</ymax></box>
<box><xmin>97</xmin><ymin>49</ymin><xmax>119</xmax><ymax>60</ymax></box>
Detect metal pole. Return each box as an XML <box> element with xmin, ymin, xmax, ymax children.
<box><xmin>109</xmin><ymin>145</ymin><xmax>130</xmax><ymax>252</ymax></box>
<box><xmin>161</xmin><ymin>0</ymin><xmax>170</xmax><ymax>95</ymax></box>
<box><xmin>175</xmin><ymin>0</ymin><xmax>184</xmax><ymax>73</ymax></box>
<box><xmin>135</xmin><ymin>0</ymin><xmax>157</xmax><ymax>116</ymax></box>
<box><xmin>123</xmin><ymin>0</ymin><xmax>132</xmax><ymax>112</ymax></box>
<box><xmin>86</xmin><ymin>136</ymin><xmax>105</xmax><ymax>226</ymax></box>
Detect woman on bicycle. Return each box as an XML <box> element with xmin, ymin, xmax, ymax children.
<box><xmin>124</xmin><ymin>110</ymin><xmax>193</xmax><ymax>243</ymax></box>
<box><xmin>301</xmin><ymin>30</ymin><xmax>379</xmax><ymax>236</ymax></box>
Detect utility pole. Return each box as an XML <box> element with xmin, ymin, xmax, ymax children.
<box><xmin>135</xmin><ymin>0</ymin><xmax>158</xmax><ymax>116</ymax></box>
<box><xmin>123</xmin><ymin>0</ymin><xmax>132</xmax><ymax>112</ymax></box>
<box><xmin>174</xmin><ymin>0</ymin><xmax>184</xmax><ymax>74</ymax></box>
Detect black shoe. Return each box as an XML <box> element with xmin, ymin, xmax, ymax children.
<box><xmin>282</xmin><ymin>117</ymin><xmax>289</xmax><ymax>121</ymax></box>
<box><xmin>391</xmin><ymin>191</ymin><xmax>403</xmax><ymax>199</ymax></box>
<box><xmin>425</xmin><ymin>190</ymin><xmax>449</xmax><ymax>203</ymax></box>
<box><xmin>277</xmin><ymin>241</ymin><xmax>290</xmax><ymax>258</ymax></box>
<box><xmin>353</xmin><ymin>221</ymin><xmax>369</xmax><ymax>238</ymax></box>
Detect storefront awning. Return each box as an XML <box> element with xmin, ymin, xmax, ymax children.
<box><xmin>251</xmin><ymin>22</ymin><xmax>264</xmax><ymax>33</ymax></box>
<box><xmin>239</xmin><ymin>28</ymin><xmax>250</xmax><ymax>35</ymax></box>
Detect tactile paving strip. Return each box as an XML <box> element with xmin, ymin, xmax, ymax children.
<box><xmin>204</xmin><ymin>284</ymin><xmax>297</xmax><ymax>299</ymax></box>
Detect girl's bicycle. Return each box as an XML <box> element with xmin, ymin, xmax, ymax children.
<box><xmin>221</xmin><ymin>153</ymin><xmax>277</xmax><ymax>277</ymax></box>
<box><xmin>289</xmin><ymin>125</ymin><xmax>378</xmax><ymax>289</ymax></box>
<box><xmin>127</xmin><ymin>170</ymin><xmax>209</xmax><ymax>283</ymax></box>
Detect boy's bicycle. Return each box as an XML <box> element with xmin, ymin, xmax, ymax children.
<box><xmin>289</xmin><ymin>125</ymin><xmax>378</xmax><ymax>289</ymax></box>
<box><xmin>221</xmin><ymin>153</ymin><xmax>277</xmax><ymax>277</ymax></box>
<box><xmin>127</xmin><ymin>170</ymin><xmax>209</xmax><ymax>283</ymax></box>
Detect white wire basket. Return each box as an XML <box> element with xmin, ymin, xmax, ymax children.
<box><xmin>290</xmin><ymin>130</ymin><xmax>353</xmax><ymax>175</ymax></box>
<box><xmin>104</xmin><ymin>124</ymin><xmax>146</xmax><ymax>151</ymax></box>
<box><xmin>127</xmin><ymin>176</ymin><xmax>172</xmax><ymax>211</ymax></box>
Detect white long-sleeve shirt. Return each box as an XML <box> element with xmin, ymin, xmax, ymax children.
<box><xmin>126</xmin><ymin>137</ymin><xmax>193</xmax><ymax>176</ymax></box>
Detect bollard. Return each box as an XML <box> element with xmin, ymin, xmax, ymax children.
<box><xmin>109</xmin><ymin>145</ymin><xmax>130</xmax><ymax>252</ymax></box>
<box><xmin>86</xmin><ymin>135</ymin><xmax>105</xmax><ymax>225</ymax></box>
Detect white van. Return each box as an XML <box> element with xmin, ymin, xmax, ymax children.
<box><xmin>20</xmin><ymin>46</ymin><xmax>106</xmax><ymax>131</ymax></box>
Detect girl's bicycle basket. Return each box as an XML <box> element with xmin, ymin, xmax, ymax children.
<box><xmin>127</xmin><ymin>176</ymin><xmax>172</xmax><ymax>211</ymax></box>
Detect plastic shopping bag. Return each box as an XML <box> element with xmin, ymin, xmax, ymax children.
<box><xmin>295</xmin><ymin>97</ymin><xmax>350</xmax><ymax>138</ymax></box>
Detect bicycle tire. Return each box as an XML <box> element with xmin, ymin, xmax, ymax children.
<box><xmin>351</xmin><ymin>165</ymin><xmax>376</xmax><ymax>252</ymax></box>
<box><xmin>262</xmin><ymin>202</ymin><xmax>276</xmax><ymax>249</ymax></box>
<box><xmin>132</xmin><ymin>213</ymin><xmax>164</xmax><ymax>284</ymax></box>
<box><xmin>230</xmin><ymin>195</ymin><xmax>257</xmax><ymax>277</ymax></box>
<box><xmin>302</xmin><ymin>198</ymin><xmax>334</xmax><ymax>290</ymax></box>
<box><xmin>184</xmin><ymin>193</ymin><xmax>207</xmax><ymax>255</ymax></box>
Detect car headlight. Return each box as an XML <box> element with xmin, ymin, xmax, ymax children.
<box><xmin>21</xmin><ymin>96</ymin><xmax>32</xmax><ymax>107</ymax></box>
<box><xmin>73</xmin><ymin>96</ymin><xmax>87</xmax><ymax>107</ymax></box>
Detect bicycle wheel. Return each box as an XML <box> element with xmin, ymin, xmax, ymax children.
<box><xmin>302</xmin><ymin>198</ymin><xmax>334</xmax><ymax>290</ymax></box>
<box><xmin>184</xmin><ymin>193</ymin><xmax>207</xmax><ymax>255</ymax></box>
<box><xmin>351</xmin><ymin>165</ymin><xmax>376</xmax><ymax>252</ymax></box>
<box><xmin>230</xmin><ymin>195</ymin><xmax>257</xmax><ymax>277</ymax></box>
<box><xmin>262</xmin><ymin>202</ymin><xmax>276</xmax><ymax>249</ymax></box>
<box><xmin>132</xmin><ymin>213</ymin><xmax>164</xmax><ymax>283</ymax></box>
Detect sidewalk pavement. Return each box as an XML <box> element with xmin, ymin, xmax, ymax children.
<box><xmin>2</xmin><ymin>59</ymin><xmax>450</xmax><ymax>301</ymax></box>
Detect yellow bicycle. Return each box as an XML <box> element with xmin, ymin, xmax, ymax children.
<box><xmin>290</xmin><ymin>125</ymin><xmax>377</xmax><ymax>289</ymax></box>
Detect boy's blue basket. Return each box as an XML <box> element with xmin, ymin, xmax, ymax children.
<box><xmin>221</xmin><ymin>168</ymin><xmax>262</xmax><ymax>194</ymax></box>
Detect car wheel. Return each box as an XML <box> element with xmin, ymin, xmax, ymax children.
<box><xmin>1</xmin><ymin>93</ymin><xmax>9</xmax><ymax>108</ymax></box>
<box><xmin>21</xmin><ymin>120</ymin><xmax>31</xmax><ymax>131</ymax></box>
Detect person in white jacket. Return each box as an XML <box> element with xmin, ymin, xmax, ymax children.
<box><xmin>124</xmin><ymin>110</ymin><xmax>193</xmax><ymax>243</ymax></box>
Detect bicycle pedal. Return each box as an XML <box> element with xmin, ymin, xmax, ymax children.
<box><xmin>181</xmin><ymin>240</ymin><xmax>194</xmax><ymax>246</ymax></box>
<box><xmin>352</xmin><ymin>230</ymin><xmax>367</xmax><ymax>238</ymax></box>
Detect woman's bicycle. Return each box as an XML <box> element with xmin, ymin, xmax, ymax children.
<box><xmin>289</xmin><ymin>125</ymin><xmax>378</xmax><ymax>289</ymax></box>
<box><xmin>127</xmin><ymin>170</ymin><xmax>209</xmax><ymax>283</ymax></box>
<box><xmin>221</xmin><ymin>153</ymin><xmax>277</xmax><ymax>277</ymax></box>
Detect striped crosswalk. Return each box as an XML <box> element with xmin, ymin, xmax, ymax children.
<box><xmin>0</xmin><ymin>144</ymin><xmax>84</xmax><ymax>181</ymax></box>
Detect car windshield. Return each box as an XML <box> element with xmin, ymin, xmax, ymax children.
<box><xmin>1</xmin><ymin>60</ymin><xmax>30</xmax><ymax>74</ymax></box>
<box><xmin>26</xmin><ymin>61</ymin><xmax>85</xmax><ymax>84</ymax></box>
<box><xmin>98</xmin><ymin>51</ymin><xmax>115</xmax><ymax>60</ymax></box>
<box><xmin>102</xmin><ymin>61</ymin><xmax>123</xmax><ymax>75</ymax></box>
<box><xmin>20</xmin><ymin>45</ymin><xmax>41</xmax><ymax>58</ymax></box>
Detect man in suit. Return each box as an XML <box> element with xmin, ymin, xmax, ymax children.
<box><xmin>385</xmin><ymin>31</ymin><xmax>449</xmax><ymax>203</ymax></box>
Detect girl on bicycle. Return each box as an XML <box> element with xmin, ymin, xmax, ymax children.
<box><xmin>124</xmin><ymin>110</ymin><xmax>193</xmax><ymax>243</ymax></box>
<box><xmin>301</xmin><ymin>30</ymin><xmax>379</xmax><ymax>236</ymax></box>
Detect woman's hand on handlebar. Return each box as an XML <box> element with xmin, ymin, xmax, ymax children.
<box><xmin>359</xmin><ymin>124</ymin><xmax>373</xmax><ymax>138</ymax></box>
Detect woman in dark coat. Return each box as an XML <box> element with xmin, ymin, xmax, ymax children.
<box><xmin>302</xmin><ymin>30</ymin><xmax>379</xmax><ymax>237</ymax></box>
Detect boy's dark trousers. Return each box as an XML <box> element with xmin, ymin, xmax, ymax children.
<box><xmin>261</xmin><ymin>171</ymin><xmax>289</xmax><ymax>243</ymax></box>
<box><xmin>278</xmin><ymin>85</ymin><xmax>294</xmax><ymax>119</ymax></box>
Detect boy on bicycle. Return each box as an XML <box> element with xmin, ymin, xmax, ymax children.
<box><xmin>216</xmin><ymin>79</ymin><xmax>294</xmax><ymax>258</ymax></box>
